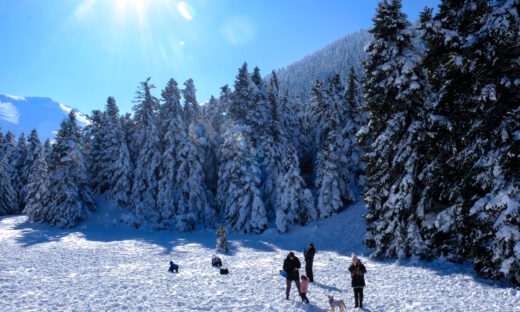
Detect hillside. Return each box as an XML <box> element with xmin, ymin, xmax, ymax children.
<box><xmin>0</xmin><ymin>94</ymin><xmax>88</xmax><ymax>140</ymax></box>
<box><xmin>271</xmin><ymin>29</ymin><xmax>371</xmax><ymax>103</ymax></box>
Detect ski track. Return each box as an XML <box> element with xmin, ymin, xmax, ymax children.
<box><xmin>1</xmin><ymin>201</ymin><xmax>519</xmax><ymax>312</ymax></box>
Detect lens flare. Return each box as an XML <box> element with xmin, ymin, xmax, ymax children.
<box><xmin>177</xmin><ymin>1</ymin><xmax>195</xmax><ymax>20</ymax></box>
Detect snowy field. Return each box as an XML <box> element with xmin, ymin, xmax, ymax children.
<box><xmin>1</xmin><ymin>200</ymin><xmax>519</xmax><ymax>312</ymax></box>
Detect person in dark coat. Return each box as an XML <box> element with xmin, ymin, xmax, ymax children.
<box><xmin>303</xmin><ymin>243</ymin><xmax>315</xmax><ymax>283</ymax></box>
<box><xmin>348</xmin><ymin>254</ymin><xmax>366</xmax><ymax>308</ymax></box>
<box><xmin>282</xmin><ymin>252</ymin><xmax>301</xmax><ymax>300</ymax></box>
<box><xmin>168</xmin><ymin>261</ymin><xmax>179</xmax><ymax>273</ymax></box>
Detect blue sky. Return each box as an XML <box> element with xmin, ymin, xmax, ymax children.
<box><xmin>0</xmin><ymin>0</ymin><xmax>439</xmax><ymax>114</ymax></box>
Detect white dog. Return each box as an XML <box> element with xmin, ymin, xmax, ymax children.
<box><xmin>328</xmin><ymin>295</ymin><xmax>346</xmax><ymax>312</ymax></box>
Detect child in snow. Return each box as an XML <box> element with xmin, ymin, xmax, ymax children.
<box><xmin>168</xmin><ymin>261</ymin><xmax>179</xmax><ymax>273</ymax></box>
<box><xmin>211</xmin><ymin>255</ymin><xmax>223</xmax><ymax>267</ymax></box>
<box><xmin>299</xmin><ymin>275</ymin><xmax>310</xmax><ymax>303</ymax></box>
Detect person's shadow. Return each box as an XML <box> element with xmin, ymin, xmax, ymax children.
<box><xmin>313</xmin><ymin>282</ymin><xmax>343</xmax><ymax>293</ymax></box>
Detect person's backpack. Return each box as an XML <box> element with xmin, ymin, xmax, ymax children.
<box><xmin>220</xmin><ymin>268</ymin><xmax>229</xmax><ymax>275</ymax></box>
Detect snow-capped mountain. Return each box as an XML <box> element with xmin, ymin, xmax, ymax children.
<box><xmin>0</xmin><ymin>94</ymin><xmax>89</xmax><ymax>140</ymax></box>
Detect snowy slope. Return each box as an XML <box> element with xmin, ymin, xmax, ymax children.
<box><xmin>270</xmin><ymin>30</ymin><xmax>371</xmax><ymax>103</ymax></box>
<box><xmin>0</xmin><ymin>94</ymin><xmax>89</xmax><ymax>140</ymax></box>
<box><xmin>1</xmin><ymin>199</ymin><xmax>518</xmax><ymax>312</ymax></box>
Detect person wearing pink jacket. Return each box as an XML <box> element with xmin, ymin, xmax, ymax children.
<box><xmin>299</xmin><ymin>275</ymin><xmax>310</xmax><ymax>303</ymax></box>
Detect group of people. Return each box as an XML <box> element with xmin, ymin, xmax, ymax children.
<box><xmin>282</xmin><ymin>243</ymin><xmax>367</xmax><ymax>309</ymax></box>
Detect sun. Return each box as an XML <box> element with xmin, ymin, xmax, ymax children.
<box><xmin>114</xmin><ymin>0</ymin><xmax>148</xmax><ymax>28</ymax></box>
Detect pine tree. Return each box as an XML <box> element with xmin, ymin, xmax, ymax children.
<box><xmin>463</xmin><ymin>0</ymin><xmax>520</xmax><ymax>284</ymax></box>
<box><xmin>182</xmin><ymin>78</ymin><xmax>199</xmax><ymax>125</ymax></box>
<box><xmin>9</xmin><ymin>133</ymin><xmax>28</xmax><ymax>212</ymax></box>
<box><xmin>360</xmin><ymin>0</ymin><xmax>428</xmax><ymax>258</ymax></box>
<box><xmin>43</xmin><ymin>139</ymin><xmax>52</xmax><ymax>163</ymax></box>
<box><xmin>157</xmin><ymin>78</ymin><xmax>184</xmax><ymax>226</ymax></box>
<box><xmin>181</xmin><ymin>81</ymin><xmax>215</xmax><ymax>230</ymax></box>
<box><xmin>418</xmin><ymin>0</ymin><xmax>492</xmax><ymax>262</ymax></box>
<box><xmin>343</xmin><ymin>67</ymin><xmax>366</xmax><ymax>191</ymax></box>
<box><xmin>86</xmin><ymin>110</ymin><xmax>106</xmax><ymax>194</ymax></box>
<box><xmin>307</xmin><ymin>80</ymin><xmax>344</xmax><ymax>218</ymax></box>
<box><xmin>218</xmin><ymin>124</ymin><xmax>267</xmax><ymax>233</ymax></box>
<box><xmin>23</xmin><ymin>129</ymin><xmax>50</xmax><ymax>222</ymax></box>
<box><xmin>0</xmin><ymin>157</ymin><xmax>16</xmax><ymax>215</ymax></box>
<box><xmin>101</xmin><ymin>97</ymin><xmax>132</xmax><ymax>208</ymax></box>
<box><xmin>47</xmin><ymin>111</ymin><xmax>95</xmax><ymax>227</ymax></box>
<box><xmin>131</xmin><ymin>78</ymin><xmax>162</xmax><ymax>227</ymax></box>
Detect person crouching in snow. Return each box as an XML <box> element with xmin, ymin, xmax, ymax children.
<box><xmin>168</xmin><ymin>261</ymin><xmax>179</xmax><ymax>273</ymax></box>
<box><xmin>348</xmin><ymin>253</ymin><xmax>366</xmax><ymax>308</ymax></box>
<box><xmin>211</xmin><ymin>255</ymin><xmax>222</xmax><ymax>267</ymax></box>
<box><xmin>299</xmin><ymin>275</ymin><xmax>310</xmax><ymax>303</ymax></box>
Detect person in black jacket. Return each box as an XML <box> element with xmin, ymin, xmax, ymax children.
<box><xmin>303</xmin><ymin>243</ymin><xmax>315</xmax><ymax>283</ymax></box>
<box><xmin>348</xmin><ymin>254</ymin><xmax>366</xmax><ymax>308</ymax></box>
<box><xmin>282</xmin><ymin>252</ymin><xmax>301</xmax><ymax>300</ymax></box>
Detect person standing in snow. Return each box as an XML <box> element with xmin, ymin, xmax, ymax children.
<box><xmin>348</xmin><ymin>254</ymin><xmax>366</xmax><ymax>308</ymax></box>
<box><xmin>283</xmin><ymin>252</ymin><xmax>301</xmax><ymax>300</ymax></box>
<box><xmin>303</xmin><ymin>243</ymin><xmax>315</xmax><ymax>282</ymax></box>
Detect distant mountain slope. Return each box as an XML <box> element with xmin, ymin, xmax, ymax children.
<box><xmin>272</xmin><ymin>29</ymin><xmax>371</xmax><ymax>103</ymax></box>
<box><xmin>0</xmin><ymin>94</ymin><xmax>89</xmax><ymax>140</ymax></box>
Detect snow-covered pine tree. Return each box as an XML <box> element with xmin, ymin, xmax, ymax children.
<box><xmin>463</xmin><ymin>0</ymin><xmax>520</xmax><ymax>285</ymax></box>
<box><xmin>201</xmin><ymin>95</ymin><xmax>224</xmax><ymax>196</ymax></box>
<box><xmin>47</xmin><ymin>111</ymin><xmax>95</xmax><ymax>227</ymax></box>
<box><xmin>157</xmin><ymin>78</ymin><xmax>184</xmax><ymax>227</ymax></box>
<box><xmin>360</xmin><ymin>0</ymin><xmax>428</xmax><ymax>258</ymax></box>
<box><xmin>9</xmin><ymin>133</ymin><xmax>28</xmax><ymax>212</ymax></box>
<box><xmin>0</xmin><ymin>129</ymin><xmax>4</xmax><ymax>160</ymax></box>
<box><xmin>101</xmin><ymin>97</ymin><xmax>132</xmax><ymax>208</ymax></box>
<box><xmin>306</xmin><ymin>79</ymin><xmax>343</xmax><ymax>219</ymax></box>
<box><xmin>217</xmin><ymin>64</ymin><xmax>267</xmax><ymax>233</ymax></box>
<box><xmin>419</xmin><ymin>0</ymin><xmax>492</xmax><ymax>262</ymax></box>
<box><xmin>182</xmin><ymin>78</ymin><xmax>200</xmax><ymax>126</ymax></box>
<box><xmin>0</xmin><ymin>157</ymin><xmax>16</xmax><ymax>215</ymax></box>
<box><xmin>218</xmin><ymin>124</ymin><xmax>266</xmax><ymax>233</ymax></box>
<box><xmin>23</xmin><ymin>129</ymin><xmax>50</xmax><ymax>222</ymax></box>
<box><xmin>2</xmin><ymin>131</ymin><xmax>16</xmax><ymax>160</ymax></box>
<box><xmin>131</xmin><ymin>78</ymin><xmax>162</xmax><ymax>227</ymax></box>
<box><xmin>176</xmin><ymin>79</ymin><xmax>214</xmax><ymax>231</ymax></box>
<box><xmin>216</xmin><ymin>224</ymin><xmax>229</xmax><ymax>253</ymax></box>
<box><xmin>343</xmin><ymin>67</ymin><xmax>366</xmax><ymax>191</ymax></box>
<box><xmin>86</xmin><ymin>110</ymin><xmax>106</xmax><ymax>194</ymax></box>
<box><xmin>43</xmin><ymin>139</ymin><xmax>52</xmax><ymax>163</ymax></box>
<box><xmin>326</xmin><ymin>74</ymin><xmax>355</xmax><ymax>206</ymax></box>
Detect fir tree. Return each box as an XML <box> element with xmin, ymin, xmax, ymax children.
<box><xmin>157</xmin><ymin>78</ymin><xmax>184</xmax><ymax>226</ymax></box>
<box><xmin>47</xmin><ymin>111</ymin><xmax>95</xmax><ymax>227</ymax></box>
<box><xmin>360</xmin><ymin>0</ymin><xmax>428</xmax><ymax>257</ymax></box>
<box><xmin>182</xmin><ymin>78</ymin><xmax>199</xmax><ymax>125</ymax></box>
<box><xmin>131</xmin><ymin>78</ymin><xmax>162</xmax><ymax>227</ymax></box>
<box><xmin>0</xmin><ymin>157</ymin><xmax>16</xmax><ymax>215</ymax></box>
<box><xmin>9</xmin><ymin>133</ymin><xmax>28</xmax><ymax>212</ymax></box>
<box><xmin>101</xmin><ymin>97</ymin><xmax>132</xmax><ymax>208</ymax></box>
<box><xmin>23</xmin><ymin>129</ymin><xmax>50</xmax><ymax>222</ymax></box>
<box><xmin>86</xmin><ymin>110</ymin><xmax>106</xmax><ymax>194</ymax></box>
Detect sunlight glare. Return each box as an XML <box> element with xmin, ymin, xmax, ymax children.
<box><xmin>177</xmin><ymin>1</ymin><xmax>195</xmax><ymax>20</ymax></box>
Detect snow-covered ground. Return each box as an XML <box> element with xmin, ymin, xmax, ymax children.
<box><xmin>1</xmin><ymin>200</ymin><xmax>519</xmax><ymax>312</ymax></box>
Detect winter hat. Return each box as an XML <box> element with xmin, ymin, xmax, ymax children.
<box><xmin>289</xmin><ymin>252</ymin><xmax>295</xmax><ymax>257</ymax></box>
<box><xmin>352</xmin><ymin>253</ymin><xmax>357</xmax><ymax>260</ymax></box>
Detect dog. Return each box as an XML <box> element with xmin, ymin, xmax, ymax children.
<box><xmin>327</xmin><ymin>295</ymin><xmax>346</xmax><ymax>312</ymax></box>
